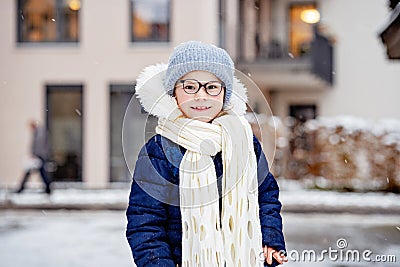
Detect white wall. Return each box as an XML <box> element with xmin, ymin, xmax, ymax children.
<box><xmin>269</xmin><ymin>0</ymin><xmax>400</xmax><ymax>120</ymax></box>
<box><xmin>318</xmin><ymin>0</ymin><xmax>400</xmax><ymax>120</ymax></box>
<box><xmin>0</xmin><ymin>0</ymin><xmax>220</xmax><ymax>188</ymax></box>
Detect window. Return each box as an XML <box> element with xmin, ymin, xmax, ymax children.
<box><xmin>130</xmin><ymin>0</ymin><xmax>170</xmax><ymax>42</ymax></box>
<box><xmin>18</xmin><ymin>0</ymin><xmax>80</xmax><ymax>42</ymax></box>
<box><xmin>110</xmin><ymin>84</ymin><xmax>157</xmax><ymax>182</ymax></box>
<box><xmin>110</xmin><ymin>84</ymin><xmax>135</xmax><ymax>183</ymax></box>
<box><xmin>287</xmin><ymin>104</ymin><xmax>317</xmax><ymax>178</ymax></box>
<box><xmin>289</xmin><ymin>3</ymin><xmax>317</xmax><ymax>57</ymax></box>
<box><xmin>289</xmin><ymin>104</ymin><xmax>316</xmax><ymax>152</ymax></box>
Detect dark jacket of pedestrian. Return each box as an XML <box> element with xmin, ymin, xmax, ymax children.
<box><xmin>32</xmin><ymin>125</ymin><xmax>50</xmax><ymax>160</ymax></box>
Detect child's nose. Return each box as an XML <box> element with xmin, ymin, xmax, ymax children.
<box><xmin>194</xmin><ymin>87</ymin><xmax>208</xmax><ymax>99</ymax></box>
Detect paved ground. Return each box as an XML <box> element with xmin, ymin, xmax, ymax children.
<box><xmin>1</xmin><ymin>210</ymin><xmax>399</xmax><ymax>267</ymax></box>
<box><xmin>283</xmin><ymin>213</ymin><xmax>400</xmax><ymax>266</ymax></box>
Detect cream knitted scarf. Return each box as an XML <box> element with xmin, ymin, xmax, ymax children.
<box><xmin>156</xmin><ymin>115</ymin><xmax>263</xmax><ymax>267</ymax></box>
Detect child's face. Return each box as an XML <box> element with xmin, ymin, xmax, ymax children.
<box><xmin>174</xmin><ymin>71</ymin><xmax>225</xmax><ymax>123</ymax></box>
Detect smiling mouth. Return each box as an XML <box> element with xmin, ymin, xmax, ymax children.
<box><xmin>191</xmin><ymin>106</ymin><xmax>211</xmax><ymax>111</ymax></box>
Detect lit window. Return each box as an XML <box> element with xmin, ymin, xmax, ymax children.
<box><xmin>131</xmin><ymin>0</ymin><xmax>170</xmax><ymax>42</ymax></box>
<box><xmin>18</xmin><ymin>0</ymin><xmax>80</xmax><ymax>43</ymax></box>
<box><xmin>289</xmin><ymin>3</ymin><xmax>318</xmax><ymax>57</ymax></box>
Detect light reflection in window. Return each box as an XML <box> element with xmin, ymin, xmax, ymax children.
<box><xmin>289</xmin><ymin>3</ymin><xmax>316</xmax><ymax>57</ymax></box>
<box><xmin>131</xmin><ymin>0</ymin><xmax>170</xmax><ymax>42</ymax></box>
<box><xmin>18</xmin><ymin>0</ymin><xmax>80</xmax><ymax>42</ymax></box>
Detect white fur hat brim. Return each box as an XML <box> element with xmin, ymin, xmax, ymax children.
<box><xmin>135</xmin><ymin>63</ymin><xmax>248</xmax><ymax>120</ymax></box>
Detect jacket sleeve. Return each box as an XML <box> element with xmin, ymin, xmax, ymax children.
<box><xmin>253</xmin><ymin>136</ymin><xmax>286</xmax><ymax>264</ymax></box>
<box><xmin>126</xmin><ymin>137</ymin><xmax>176</xmax><ymax>267</ymax></box>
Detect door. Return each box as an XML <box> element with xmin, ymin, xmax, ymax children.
<box><xmin>46</xmin><ymin>85</ymin><xmax>83</xmax><ymax>182</ymax></box>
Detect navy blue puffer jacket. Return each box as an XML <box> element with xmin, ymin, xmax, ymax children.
<box><xmin>126</xmin><ymin>134</ymin><xmax>286</xmax><ymax>266</ymax></box>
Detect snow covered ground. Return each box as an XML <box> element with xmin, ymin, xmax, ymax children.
<box><xmin>0</xmin><ymin>210</ymin><xmax>134</xmax><ymax>267</ymax></box>
<box><xmin>1</xmin><ymin>178</ymin><xmax>400</xmax><ymax>267</ymax></box>
<box><xmin>0</xmin><ymin>188</ymin><xmax>130</xmax><ymax>208</ymax></box>
<box><xmin>0</xmin><ymin>210</ymin><xmax>399</xmax><ymax>267</ymax></box>
<box><xmin>278</xmin><ymin>179</ymin><xmax>400</xmax><ymax>213</ymax></box>
<box><xmin>283</xmin><ymin>213</ymin><xmax>400</xmax><ymax>267</ymax></box>
<box><xmin>1</xmin><ymin>179</ymin><xmax>400</xmax><ymax>213</ymax></box>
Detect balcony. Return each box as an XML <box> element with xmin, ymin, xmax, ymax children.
<box><xmin>237</xmin><ymin>26</ymin><xmax>334</xmax><ymax>90</ymax></box>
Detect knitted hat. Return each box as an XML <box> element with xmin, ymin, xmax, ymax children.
<box><xmin>164</xmin><ymin>41</ymin><xmax>235</xmax><ymax>105</ymax></box>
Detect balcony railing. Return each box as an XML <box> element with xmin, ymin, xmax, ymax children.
<box><xmin>311</xmin><ymin>26</ymin><xmax>334</xmax><ymax>85</ymax></box>
<box><xmin>237</xmin><ymin>25</ymin><xmax>334</xmax><ymax>88</ymax></box>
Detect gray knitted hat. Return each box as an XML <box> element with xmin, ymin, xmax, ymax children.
<box><xmin>164</xmin><ymin>41</ymin><xmax>235</xmax><ymax>105</ymax></box>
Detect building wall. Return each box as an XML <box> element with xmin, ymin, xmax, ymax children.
<box><xmin>1</xmin><ymin>0</ymin><xmax>399</xmax><ymax>188</ymax></box>
<box><xmin>318</xmin><ymin>0</ymin><xmax>400</xmax><ymax>120</ymax></box>
<box><xmin>274</xmin><ymin>0</ymin><xmax>400</xmax><ymax>120</ymax></box>
<box><xmin>0</xmin><ymin>0</ymin><xmax>220</xmax><ymax>188</ymax></box>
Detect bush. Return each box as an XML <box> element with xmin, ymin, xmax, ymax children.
<box><xmin>272</xmin><ymin>116</ymin><xmax>400</xmax><ymax>193</ymax></box>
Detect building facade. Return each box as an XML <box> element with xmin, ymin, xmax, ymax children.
<box><xmin>1</xmin><ymin>0</ymin><xmax>399</xmax><ymax>188</ymax></box>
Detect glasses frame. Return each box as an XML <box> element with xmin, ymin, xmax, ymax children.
<box><xmin>177</xmin><ymin>79</ymin><xmax>225</xmax><ymax>96</ymax></box>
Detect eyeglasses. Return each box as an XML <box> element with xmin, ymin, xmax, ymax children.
<box><xmin>176</xmin><ymin>79</ymin><xmax>225</xmax><ymax>96</ymax></box>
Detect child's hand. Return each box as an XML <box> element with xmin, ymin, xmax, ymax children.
<box><xmin>263</xmin><ymin>245</ymin><xmax>288</xmax><ymax>265</ymax></box>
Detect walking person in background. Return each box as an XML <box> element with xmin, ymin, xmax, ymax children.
<box><xmin>126</xmin><ymin>41</ymin><xmax>287</xmax><ymax>266</ymax></box>
<box><xmin>15</xmin><ymin>120</ymin><xmax>52</xmax><ymax>194</ymax></box>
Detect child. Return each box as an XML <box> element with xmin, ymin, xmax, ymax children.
<box><xmin>126</xmin><ymin>41</ymin><xmax>286</xmax><ymax>266</ymax></box>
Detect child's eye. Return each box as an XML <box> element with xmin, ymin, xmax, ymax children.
<box><xmin>184</xmin><ymin>85</ymin><xmax>196</xmax><ymax>90</ymax></box>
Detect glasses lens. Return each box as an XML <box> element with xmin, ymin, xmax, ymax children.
<box><xmin>182</xmin><ymin>80</ymin><xmax>199</xmax><ymax>94</ymax></box>
<box><xmin>206</xmin><ymin>82</ymin><xmax>223</xmax><ymax>96</ymax></box>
